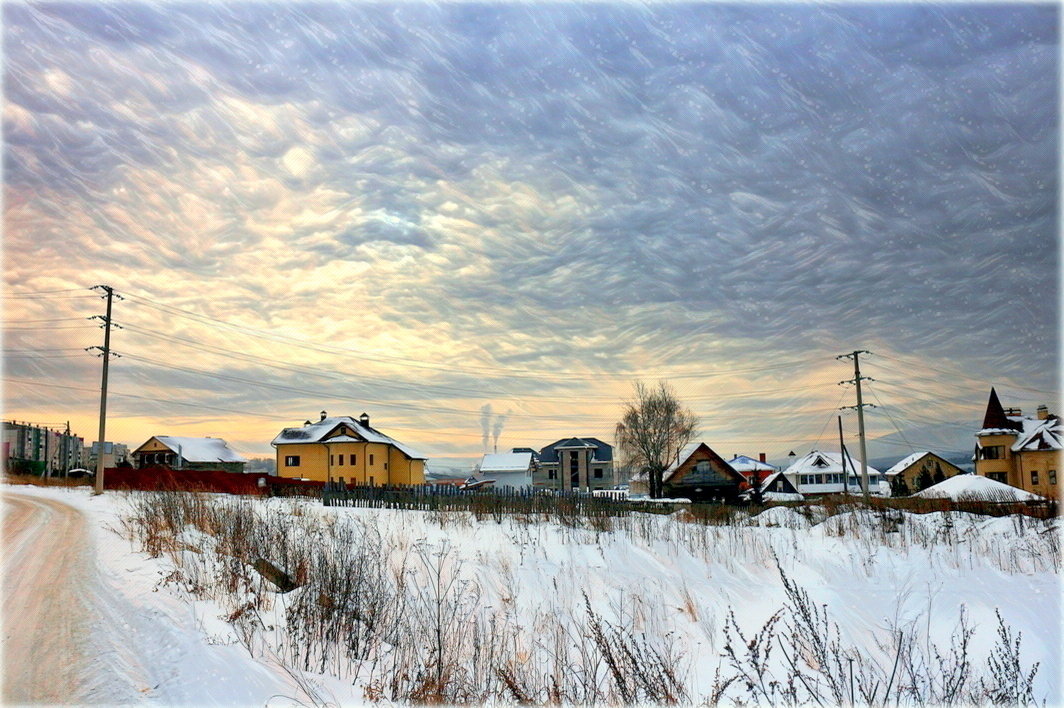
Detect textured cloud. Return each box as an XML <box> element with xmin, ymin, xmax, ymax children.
<box><xmin>3</xmin><ymin>3</ymin><xmax>1057</xmax><ymax>461</ymax></box>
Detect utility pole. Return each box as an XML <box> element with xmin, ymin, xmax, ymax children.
<box><xmin>837</xmin><ymin>415</ymin><xmax>848</xmax><ymax>497</ymax></box>
<box><xmin>837</xmin><ymin>350</ymin><xmax>875</xmax><ymax>502</ymax></box>
<box><xmin>89</xmin><ymin>285</ymin><xmax>122</xmax><ymax>495</ymax></box>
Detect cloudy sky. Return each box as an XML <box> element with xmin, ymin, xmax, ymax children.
<box><xmin>3</xmin><ymin>2</ymin><xmax>1058</xmax><ymax>466</ymax></box>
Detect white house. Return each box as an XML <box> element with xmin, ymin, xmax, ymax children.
<box><xmin>475</xmin><ymin>451</ymin><xmax>535</xmax><ymax>489</ymax></box>
<box><xmin>783</xmin><ymin>449</ymin><xmax>886</xmax><ymax>496</ymax></box>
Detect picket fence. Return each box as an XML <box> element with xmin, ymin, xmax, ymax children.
<box><xmin>321</xmin><ymin>481</ymin><xmax>681</xmax><ymax>517</ymax></box>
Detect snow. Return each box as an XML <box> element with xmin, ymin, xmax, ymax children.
<box><xmin>913</xmin><ymin>473</ymin><xmax>1045</xmax><ymax>502</ymax></box>
<box><xmin>6</xmin><ymin>484</ymin><xmax>1059</xmax><ymax>705</ymax></box>
<box><xmin>784</xmin><ymin>449</ymin><xmax>879</xmax><ymax>477</ymax></box>
<box><xmin>477</xmin><ymin>452</ymin><xmax>533</xmax><ymax>472</ymax></box>
<box><xmin>761</xmin><ymin>491</ymin><xmax>804</xmax><ymax>502</ymax></box>
<box><xmin>1011</xmin><ymin>417</ymin><xmax>1063</xmax><ymax>452</ymax></box>
<box><xmin>728</xmin><ymin>454</ymin><xmax>775</xmax><ymax>472</ymax></box>
<box><xmin>4</xmin><ymin>485</ymin><xmax>331</xmax><ymax>705</ymax></box>
<box><xmin>883</xmin><ymin>451</ymin><xmax>931</xmax><ymax>476</ymax></box>
<box><xmin>750</xmin><ymin>506</ymin><xmax>811</xmax><ymax>528</ymax></box>
<box><xmin>271</xmin><ymin>415</ymin><xmax>426</xmax><ymax>460</ymax></box>
<box><xmin>151</xmin><ymin>436</ymin><xmax>247</xmax><ymax>463</ymax></box>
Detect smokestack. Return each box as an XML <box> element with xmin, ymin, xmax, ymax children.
<box><xmin>759</xmin><ymin>452</ymin><xmax>766</xmax><ymax>463</ymax></box>
<box><xmin>359</xmin><ymin>412</ymin><xmax>370</xmax><ymax>427</ymax></box>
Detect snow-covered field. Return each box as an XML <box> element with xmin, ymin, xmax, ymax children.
<box><xmin>6</xmin><ymin>484</ymin><xmax>1060</xmax><ymax>706</ymax></box>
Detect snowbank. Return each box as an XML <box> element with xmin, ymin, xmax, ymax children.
<box><xmin>913</xmin><ymin>474</ymin><xmax>1044</xmax><ymax>502</ymax></box>
<box><xmin>4</xmin><ymin>484</ymin><xmax>1058</xmax><ymax>705</ymax></box>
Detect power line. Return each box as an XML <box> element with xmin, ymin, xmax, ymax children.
<box><xmin>116</xmin><ymin>322</ymin><xmax>836</xmax><ymax>406</ymax></box>
<box><xmin>865</xmin><ymin>384</ymin><xmax>916</xmax><ymax>454</ymax></box>
<box><xmin>876</xmin><ymin>353</ymin><xmax>1058</xmax><ymax>396</ymax></box>
<box><xmin>120</xmin><ymin>291</ymin><xmax>819</xmax><ymax>382</ymax></box>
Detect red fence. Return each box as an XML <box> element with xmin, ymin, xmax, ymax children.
<box><xmin>102</xmin><ymin>466</ymin><xmax>324</xmax><ymax>496</ymax></box>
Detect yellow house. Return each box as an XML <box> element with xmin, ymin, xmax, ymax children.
<box><xmin>272</xmin><ymin>411</ymin><xmax>426</xmax><ymax>485</ymax></box>
<box><xmin>974</xmin><ymin>388</ymin><xmax>1060</xmax><ymax>498</ymax></box>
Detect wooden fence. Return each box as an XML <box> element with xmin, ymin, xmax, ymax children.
<box><xmin>321</xmin><ymin>481</ymin><xmax>684</xmax><ymax>517</ymax></box>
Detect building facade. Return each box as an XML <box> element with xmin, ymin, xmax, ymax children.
<box><xmin>475</xmin><ymin>451</ymin><xmax>536</xmax><ymax>488</ymax></box>
<box><xmin>133</xmin><ymin>436</ymin><xmax>247</xmax><ymax>474</ymax></box>
<box><xmin>2</xmin><ymin>421</ymin><xmax>85</xmax><ymax>475</ymax></box>
<box><xmin>272</xmin><ymin>412</ymin><xmax>426</xmax><ymax>484</ymax></box>
<box><xmin>883</xmin><ymin>451</ymin><xmax>965</xmax><ymax>495</ymax></box>
<box><xmin>534</xmin><ymin>437</ymin><xmax>614</xmax><ymax>491</ymax></box>
<box><xmin>85</xmin><ymin>441</ymin><xmax>130</xmax><ymax>471</ymax></box>
<box><xmin>783</xmin><ymin>449</ymin><xmax>885</xmax><ymax>496</ymax></box>
<box><xmin>631</xmin><ymin>442</ymin><xmax>746</xmax><ymax>501</ymax></box>
<box><xmin>974</xmin><ymin>389</ymin><xmax>1060</xmax><ymax>498</ymax></box>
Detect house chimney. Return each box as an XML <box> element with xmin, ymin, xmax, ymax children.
<box><xmin>304</xmin><ymin>420</ymin><xmax>312</xmax><ymax>426</ymax></box>
<box><xmin>359</xmin><ymin>412</ymin><xmax>370</xmax><ymax>427</ymax></box>
<box><xmin>320</xmin><ymin>410</ymin><xmax>327</xmax><ymax>421</ymax></box>
<box><xmin>759</xmin><ymin>452</ymin><xmax>767</xmax><ymax>463</ymax></box>
<box><xmin>1037</xmin><ymin>404</ymin><xmax>1049</xmax><ymax>420</ymax></box>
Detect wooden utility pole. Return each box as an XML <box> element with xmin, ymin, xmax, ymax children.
<box><xmin>90</xmin><ymin>285</ymin><xmax>119</xmax><ymax>495</ymax></box>
<box><xmin>837</xmin><ymin>415</ymin><xmax>848</xmax><ymax>497</ymax></box>
<box><xmin>837</xmin><ymin>350</ymin><xmax>875</xmax><ymax>502</ymax></box>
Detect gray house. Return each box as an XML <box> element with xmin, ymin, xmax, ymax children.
<box><xmin>534</xmin><ymin>437</ymin><xmax>614</xmax><ymax>491</ymax></box>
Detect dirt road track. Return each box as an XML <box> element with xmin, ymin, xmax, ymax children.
<box><xmin>3</xmin><ymin>492</ymin><xmax>96</xmax><ymax>704</ymax></box>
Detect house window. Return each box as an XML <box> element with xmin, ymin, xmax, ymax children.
<box><xmin>1031</xmin><ymin>470</ymin><xmax>1039</xmax><ymax>486</ymax></box>
<box><xmin>330</xmin><ymin>455</ymin><xmax>334</xmax><ymax>465</ymax></box>
<box><xmin>384</xmin><ymin>462</ymin><xmax>388</xmax><ymax>470</ymax></box>
<box><xmin>987</xmin><ymin>472</ymin><xmax>1006</xmax><ymax>483</ymax></box>
<box><xmin>370</xmin><ymin>454</ymin><xmax>375</xmax><ymax>466</ymax></box>
<box><xmin>981</xmin><ymin>446</ymin><xmax>1005</xmax><ymax>460</ymax></box>
<box><xmin>593</xmin><ymin>468</ymin><xmax>603</xmax><ymax>479</ymax></box>
<box><xmin>285</xmin><ymin>455</ymin><xmax>301</xmax><ymax>467</ymax></box>
<box><xmin>1050</xmin><ymin>470</ymin><xmax>1057</xmax><ymax>485</ymax></box>
<box><xmin>338</xmin><ymin>454</ymin><xmax>345</xmax><ymax>466</ymax></box>
<box><xmin>350</xmin><ymin>454</ymin><xmax>357</xmax><ymax>465</ymax></box>
<box><xmin>548</xmin><ymin>469</ymin><xmax>557</xmax><ymax>480</ymax></box>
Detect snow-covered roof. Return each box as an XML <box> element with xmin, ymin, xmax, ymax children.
<box><xmin>884</xmin><ymin>452</ymin><xmax>932</xmax><ymax>477</ymax></box>
<box><xmin>478</xmin><ymin>452</ymin><xmax>533</xmax><ymax>473</ymax></box>
<box><xmin>271</xmin><ymin>416</ymin><xmax>427</xmax><ymax>460</ymax></box>
<box><xmin>149</xmin><ymin>436</ymin><xmax>247</xmax><ymax>463</ymax></box>
<box><xmin>913</xmin><ymin>474</ymin><xmax>1043</xmax><ymax>502</ymax></box>
<box><xmin>728</xmin><ymin>455</ymin><xmax>776</xmax><ymax>473</ymax></box>
<box><xmin>783</xmin><ymin>450</ymin><xmax>880</xmax><ymax>477</ymax></box>
<box><xmin>1011</xmin><ymin>417</ymin><xmax>1062</xmax><ymax>452</ymax></box>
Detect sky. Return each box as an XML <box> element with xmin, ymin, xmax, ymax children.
<box><xmin>2</xmin><ymin>2</ymin><xmax>1058</xmax><ymax>468</ymax></box>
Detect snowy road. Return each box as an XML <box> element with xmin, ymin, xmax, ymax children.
<box><xmin>1</xmin><ymin>487</ymin><xmax>311</xmax><ymax>706</ymax></box>
<box><xmin>2</xmin><ymin>492</ymin><xmax>100</xmax><ymax>703</ymax></box>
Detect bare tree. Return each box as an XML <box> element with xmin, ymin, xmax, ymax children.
<box><xmin>615</xmin><ymin>381</ymin><xmax>699</xmax><ymax>499</ymax></box>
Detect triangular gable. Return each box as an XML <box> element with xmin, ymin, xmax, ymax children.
<box><xmin>132</xmin><ymin>436</ymin><xmax>168</xmax><ymax>456</ymax></box>
<box><xmin>762</xmin><ymin>470</ymin><xmax>799</xmax><ymax>494</ymax></box>
<box><xmin>665</xmin><ymin>442</ymin><xmax>745</xmax><ymax>485</ymax></box>
<box><xmin>323</xmin><ymin>423</ymin><xmax>365</xmax><ymax>442</ymax></box>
